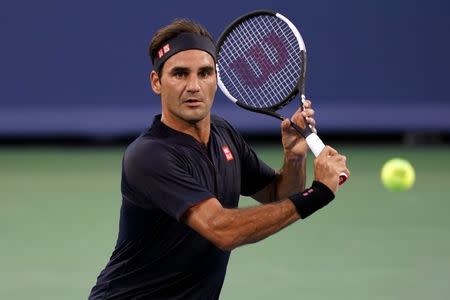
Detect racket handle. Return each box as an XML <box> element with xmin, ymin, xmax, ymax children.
<box><xmin>305</xmin><ymin>133</ymin><xmax>325</xmax><ymax>157</ymax></box>
<box><xmin>305</xmin><ymin>133</ymin><xmax>348</xmax><ymax>186</ymax></box>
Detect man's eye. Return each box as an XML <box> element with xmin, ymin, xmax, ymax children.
<box><xmin>174</xmin><ymin>72</ymin><xmax>186</xmax><ymax>78</ymax></box>
<box><xmin>199</xmin><ymin>70</ymin><xmax>212</xmax><ymax>78</ymax></box>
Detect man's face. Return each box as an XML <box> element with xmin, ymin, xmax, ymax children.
<box><xmin>151</xmin><ymin>49</ymin><xmax>217</xmax><ymax>125</ymax></box>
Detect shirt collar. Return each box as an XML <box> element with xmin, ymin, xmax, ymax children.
<box><xmin>147</xmin><ymin>115</ymin><xmax>210</xmax><ymax>148</ymax></box>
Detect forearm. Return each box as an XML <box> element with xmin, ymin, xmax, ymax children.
<box><xmin>253</xmin><ymin>154</ymin><xmax>307</xmax><ymax>203</ymax></box>
<box><xmin>210</xmin><ymin>199</ymin><xmax>300</xmax><ymax>250</ymax></box>
<box><xmin>209</xmin><ymin>199</ymin><xmax>300</xmax><ymax>250</ymax></box>
<box><xmin>185</xmin><ymin>182</ymin><xmax>335</xmax><ymax>252</ymax></box>
<box><xmin>184</xmin><ymin>197</ymin><xmax>300</xmax><ymax>251</ymax></box>
<box><xmin>220</xmin><ymin>181</ymin><xmax>335</xmax><ymax>250</ymax></box>
<box><xmin>276</xmin><ymin>154</ymin><xmax>307</xmax><ymax>199</ymax></box>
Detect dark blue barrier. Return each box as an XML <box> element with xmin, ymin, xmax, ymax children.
<box><xmin>1</xmin><ymin>0</ymin><xmax>449</xmax><ymax>136</ymax></box>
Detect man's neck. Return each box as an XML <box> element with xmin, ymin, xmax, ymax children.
<box><xmin>161</xmin><ymin>114</ymin><xmax>211</xmax><ymax>145</ymax></box>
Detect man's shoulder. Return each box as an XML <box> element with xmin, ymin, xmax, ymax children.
<box><xmin>128</xmin><ymin>133</ymin><xmax>169</xmax><ymax>152</ymax></box>
<box><xmin>124</xmin><ymin>134</ymin><xmax>174</xmax><ymax>165</ymax></box>
<box><xmin>211</xmin><ymin>115</ymin><xmax>237</xmax><ymax>132</ymax></box>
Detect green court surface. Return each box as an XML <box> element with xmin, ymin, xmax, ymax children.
<box><xmin>1</xmin><ymin>144</ymin><xmax>449</xmax><ymax>299</ymax></box>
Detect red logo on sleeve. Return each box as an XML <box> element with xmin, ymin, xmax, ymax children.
<box><xmin>222</xmin><ymin>146</ymin><xmax>234</xmax><ymax>161</ymax></box>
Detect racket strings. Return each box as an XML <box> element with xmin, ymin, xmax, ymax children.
<box><xmin>218</xmin><ymin>15</ymin><xmax>303</xmax><ymax>108</ymax></box>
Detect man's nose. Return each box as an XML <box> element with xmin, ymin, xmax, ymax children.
<box><xmin>186</xmin><ymin>75</ymin><xmax>200</xmax><ymax>92</ymax></box>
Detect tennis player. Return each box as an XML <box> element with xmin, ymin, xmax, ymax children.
<box><xmin>88</xmin><ymin>18</ymin><xmax>349</xmax><ymax>299</ymax></box>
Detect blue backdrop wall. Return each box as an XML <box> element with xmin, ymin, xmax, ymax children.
<box><xmin>1</xmin><ymin>0</ymin><xmax>449</xmax><ymax>136</ymax></box>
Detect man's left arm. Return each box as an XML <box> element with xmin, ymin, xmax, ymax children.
<box><xmin>252</xmin><ymin>100</ymin><xmax>316</xmax><ymax>203</ymax></box>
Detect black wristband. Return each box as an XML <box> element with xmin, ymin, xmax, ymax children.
<box><xmin>288</xmin><ymin>181</ymin><xmax>335</xmax><ymax>219</ymax></box>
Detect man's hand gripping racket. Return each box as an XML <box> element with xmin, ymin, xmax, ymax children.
<box><xmin>216</xmin><ymin>10</ymin><xmax>348</xmax><ymax>185</ymax></box>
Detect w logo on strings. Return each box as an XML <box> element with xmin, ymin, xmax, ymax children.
<box><xmin>229</xmin><ymin>32</ymin><xmax>288</xmax><ymax>88</ymax></box>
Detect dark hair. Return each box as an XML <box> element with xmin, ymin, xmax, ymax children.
<box><xmin>148</xmin><ymin>19</ymin><xmax>214</xmax><ymax>73</ymax></box>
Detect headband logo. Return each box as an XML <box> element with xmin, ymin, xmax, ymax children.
<box><xmin>153</xmin><ymin>34</ymin><xmax>216</xmax><ymax>71</ymax></box>
<box><xmin>158</xmin><ymin>43</ymin><xmax>171</xmax><ymax>58</ymax></box>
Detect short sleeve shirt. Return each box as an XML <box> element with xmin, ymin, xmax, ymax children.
<box><xmin>89</xmin><ymin>115</ymin><xmax>276</xmax><ymax>300</ymax></box>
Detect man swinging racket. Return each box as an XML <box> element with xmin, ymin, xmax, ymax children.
<box><xmin>89</xmin><ymin>18</ymin><xmax>349</xmax><ymax>300</ymax></box>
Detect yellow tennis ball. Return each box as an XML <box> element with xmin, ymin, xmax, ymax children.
<box><xmin>381</xmin><ymin>158</ymin><xmax>415</xmax><ymax>192</ymax></box>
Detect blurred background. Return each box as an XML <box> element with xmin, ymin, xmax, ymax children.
<box><xmin>1</xmin><ymin>0</ymin><xmax>449</xmax><ymax>299</ymax></box>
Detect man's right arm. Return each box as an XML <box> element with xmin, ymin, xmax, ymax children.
<box><xmin>183</xmin><ymin>196</ymin><xmax>300</xmax><ymax>251</ymax></box>
<box><xmin>183</xmin><ymin>146</ymin><xmax>349</xmax><ymax>251</ymax></box>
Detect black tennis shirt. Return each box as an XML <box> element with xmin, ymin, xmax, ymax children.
<box><xmin>89</xmin><ymin>115</ymin><xmax>276</xmax><ymax>299</ymax></box>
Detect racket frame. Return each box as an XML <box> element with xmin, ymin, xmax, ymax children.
<box><xmin>216</xmin><ymin>10</ymin><xmax>309</xmax><ymax>133</ymax></box>
<box><xmin>216</xmin><ymin>10</ymin><xmax>347</xmax><ymax>184</ymax></box>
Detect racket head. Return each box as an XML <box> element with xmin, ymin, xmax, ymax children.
<box><xmin>216</xmin><ymin>10</ymin><xmax>307</xmax><ymax>112</ymax></box>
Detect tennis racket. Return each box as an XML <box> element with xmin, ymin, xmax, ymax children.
<box><xmin>216</xmin><ymin>10</ymin><xmax>348</xmax><ymax>185</ymax></box>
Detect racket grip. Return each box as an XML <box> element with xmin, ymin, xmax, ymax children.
<box><xmin>305</xmin><ymin>133</ymin><xmax>325</xmax><ymax>157</ymax></box>
<box><xmin>305</xmin><ymin>133</ymin><xmax>348</xmax><ymax>186</ymax></box>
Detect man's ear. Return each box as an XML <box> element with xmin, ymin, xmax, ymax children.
<box><xmin>150</xmin><ymin>70</ymin><xmax>161</xmax><ymax>95</ymax></box>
